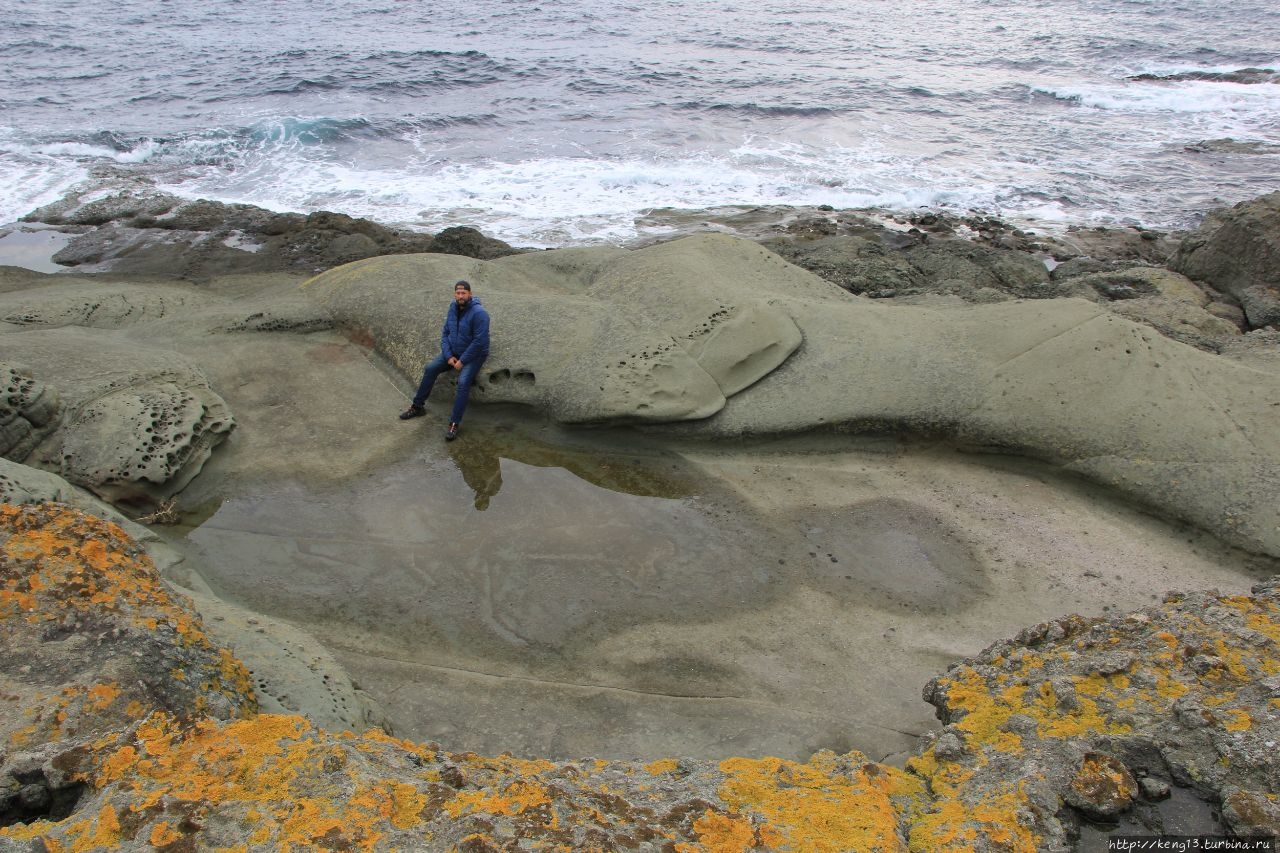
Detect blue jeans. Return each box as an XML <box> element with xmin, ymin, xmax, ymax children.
<box><xmin>411</xmin><ymin>353</ymin><xmax>486</xmax><ymax>424</ymax></box>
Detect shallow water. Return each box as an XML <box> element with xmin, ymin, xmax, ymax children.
<box><xmin>174</xmin><ymin>418</ymin><xmax>1276</xmax><ymax>762</ymax></box>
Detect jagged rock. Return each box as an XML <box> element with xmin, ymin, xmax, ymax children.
<box><xmin>0</xmin><ymin>331</ymin><xmax>233</xmax><ymax>503</ymax></box>
<box><xmin>0</xmin><ymin>504</ymin><xmax>256</xmax><ymax>826</ymax></box>
<box><xmin>1171</xmin><ymin>191</ymin><xmax>1280</xmax><ymax>328</ymax></box>
<box><xmin>1066</xmin><ymin>266</ymin><xmax>1209</xmax><ymax>305</ymax></box>
<box><xmin>1240</xmin><ymin>285</ymin><xmax>1280</xmax><ymax>329</ymax></box>
<box><xmin>0</xmin><ymin>458</ymin><xmax>175</xmax><ymax>562</ymax></box>
<box><xmin>430</xmin><ymin>225</ymin><xmax>526</xmax><ymax>260</ymax></box>
<box><xmin>903</xmin><ymin>240</ymin><xmax>1057</xmax><ymax>298</ymax></box>
<box><xmin>759</xmin><ymin>235</ymin><xmax>925</xmax><ymax>295</ymax></box>
<box><xmin>1064</xmin><ymin>752</ymin><xmax>1139</xmax><ymax>819</ymax></box>
<box><xmin>913</xmin><ymin>580</ymin><xmax>1280</xmax><ymax>848</ymax></box>
<box><xmin>1040</xmin><ymin>225</ymin><xmax>1180</xmax><ymax>265</ymax></box>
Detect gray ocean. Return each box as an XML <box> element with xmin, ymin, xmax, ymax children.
<box><xmin>2</xmin><ymin>0</ymin><xmax>1278</xmax><ymax>245</ymax></box>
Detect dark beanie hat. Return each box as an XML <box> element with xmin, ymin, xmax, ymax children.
<box><xmin>455</xmin><ymin>280</ymin><xmax>472</xmax><ymax>291</ymax></box>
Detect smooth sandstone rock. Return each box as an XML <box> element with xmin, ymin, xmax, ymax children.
<box><xmin>307</xmin><ymin>233</ymin><xmax>1280</xmax><ymax>555</ymax></box>
<box><xmin>303</xmin><ymin>236</ymin><xmax>811</xmax><ymax>423</ymax></box>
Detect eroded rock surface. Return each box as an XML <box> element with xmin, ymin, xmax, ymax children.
<box><xmin>305</xmin><ymin>233</ymin><xmax>1280</xmax><ymax>557</ymax></box>
<box><xmin>0</xmin><ymin>364</ymin><xmax>60</xmax><ymax>462</ymax></box>
<box><xmin>0</xmin><ymin>331</ymin><xmax>234</xmax><ymax>504</ymax></box>
<box><xmin>1</xmin><ymin>505</ymin><xmax>1277</xmax><ymax>851</ymax></box>
<box><xmin>303</xmin><ymin>237</ymin><xmax>810</xmax><ymax>423</ymax></box>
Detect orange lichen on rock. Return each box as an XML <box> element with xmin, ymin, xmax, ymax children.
<box><xmin>710</xmin><ymin>752</ymin><xmax>923</xmax><ymax>852</ymax></box>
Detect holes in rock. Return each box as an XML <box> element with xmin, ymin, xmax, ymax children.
<box><xmin>487</xmin><ymin>369</ymin><xmax>535</xmax><ymax>386</ymax></box>
<box><xmin>0</xmin><ymin>770</ymin><xmax>86</xmax><ymax>827</ymax></box>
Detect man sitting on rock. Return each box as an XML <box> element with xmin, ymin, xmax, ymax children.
<box><xmin>399</xmin><ymin>280</ymin><xmax>490</xmax><ymax>441</ymax></box>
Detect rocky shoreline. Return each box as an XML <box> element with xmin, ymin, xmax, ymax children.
<box><xmin>2</xmin><ymin>189</ymin><xmax>1279</xmax><ymax>848</ymax></box>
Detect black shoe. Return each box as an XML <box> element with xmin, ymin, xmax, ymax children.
<box><xmin>445</xmin><ymin>422</ymin><xmax>459</xmax><ymax>441</ymax></box>
<box><xmin>399</xmin><ymin>406</ymin><xmax>426</xmax><ymax>420</ymax></box>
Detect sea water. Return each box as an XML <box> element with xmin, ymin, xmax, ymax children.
<box><xmin>2</xmin><ymin>0</ymin><xmax>1278</xmax><ymax>245</ymax></box>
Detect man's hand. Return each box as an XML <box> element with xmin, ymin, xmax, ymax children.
<box><xmin>448</xmin><ymin>357</ymin><xmax>463</xmax><ymax>370</ymax></box>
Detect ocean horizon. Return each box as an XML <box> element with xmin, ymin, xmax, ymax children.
<box><xmin>3</xmin><ymin>0</ymin><xmax>1279</xmax><ymax>247</ymax></box>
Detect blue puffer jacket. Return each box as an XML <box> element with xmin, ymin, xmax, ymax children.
<box><xmin>440</xmin><ymin>297</ymin><xmax>490</xmax><ymax>365</ymax></box>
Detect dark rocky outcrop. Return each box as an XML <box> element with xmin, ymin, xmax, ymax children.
<box><xmin>1128</xmin><ymin>68</ymin><xmax>1279</xmax><ymax>84</ymax></box>
<box><xmin>1171</xmin><ymin>191</ymin><xmax>1280</xmax><ymax>330</ymax></box>
<box><xmin>21</xmin><ymin>190</ymin><xmax>527</xmax><ymax>280</ymax></box>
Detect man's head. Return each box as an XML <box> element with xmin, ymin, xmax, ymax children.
<box><xmin>454</xmin><ymin>280</ymin><xmax>472</xmax><ymax>307</ymax></box>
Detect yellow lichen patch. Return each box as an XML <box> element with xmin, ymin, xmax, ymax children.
<box><xmin>1223</xmin><ymin>709</ymin><xmax>1252</xmax><ymax>732</ymax></box>
<box><xmin>148</xmin><ymin>821</ymin><xmax>182</xmax><ymax>847</ymax></box>
<box><xmin>714</xmin><ymin>752</ymin><xmax>921</xmax><ymax>852</ymax></box>
<box><xmin>444</xmin><ymin>779</ymin><xmax>552</xmax><ymax>819</ymax></box>
<box><xmin>347</xmin><ymin>781</ymin><xmax>428</xmax><ymax>831</ymax></box>
<box><xmin>646</xmin><ymin>758</ymin><xmax>679</xmax><ymax>775</ymax></box>
<box><xmin>86</xmin><ymin>682</ymin><xmax>122</xmax><ymax>711</ymax></box>
<box><xmin>675</xmin><ymin>809</ymin><xmax>758</xmax><ymax>852</ymax></box>
<box><xmin>909</xmin><ymin>783</ymin><xmax>1036</xmax><ymax>853</ymax></box>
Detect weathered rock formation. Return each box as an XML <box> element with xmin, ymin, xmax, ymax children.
<box><xmin>1172</xmin><ymin>191</ymin><xmax>1280</xmax><ymax>329</ymax></box>
<box><xmin>305</xmin><ymin>233</ymin><xmax>1280</xmax><ymax>558</ymax></box>
<box><xmin>2</xmin><ymin>504</ymin><xmax>1277</xmax><ymax>850</ymax></box>
<box><xmin>303</xmin><ymin>239</ymin><xmax>806</xmax><ymax>424</ymax></box>
<box><xmin>0</xmin><ymin>338</ymin><xmax>233</xmax><ymax>505</ymax></box>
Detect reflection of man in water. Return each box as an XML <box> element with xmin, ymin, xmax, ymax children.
<box><xmin>398</xmin><ymin>280</ymin><xmax>490</xmax><ymax>441</ymax></box>
<box><xmin>449</xmin><ymin>441</ymin><xmax>503</xmax><ymax>511</ymax></box>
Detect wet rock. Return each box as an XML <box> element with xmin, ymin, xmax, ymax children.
<box><xmin>1184</xmin><ymin>138</ymin><xmax>1280</xmax><ymax>156</ymax></box>
<box><xmin>1130</xmin><ymin>68</ymin><xmax>1280</xmax><ymax>84</ymax></box>
<box><xmin>22</xmin><ymin>189</ymin><xmax>524</xmax><ymax>279</ymax></box>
